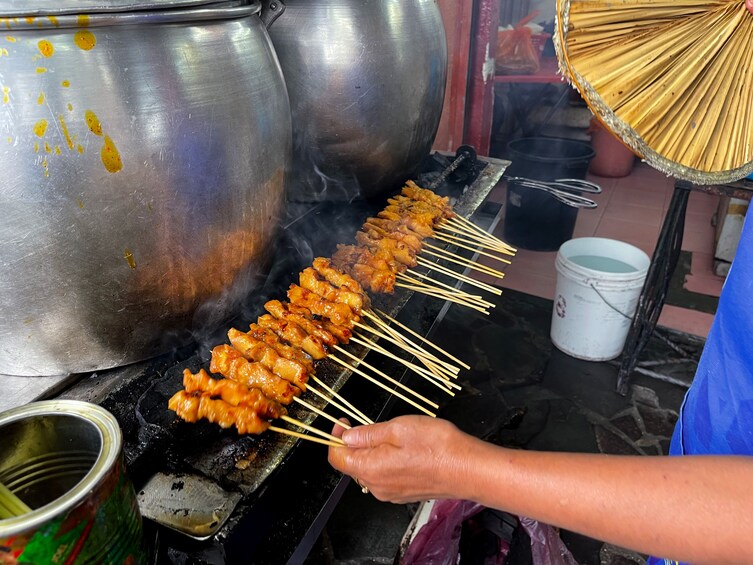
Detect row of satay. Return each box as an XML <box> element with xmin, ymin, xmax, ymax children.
<box><xmin>168</xmin><ymin>181</ymin><xmax>456</xmax><ymax>436</ymax></box>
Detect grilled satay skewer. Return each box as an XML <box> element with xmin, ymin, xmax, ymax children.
<box><xmin>247</xmin><ymin>324</ymin><xmax>316</xmax><ymax>374</ymax></box>
<box><xmin>210</xmin><ymin>344</ymin><xmax>301</xmax><ymax>404</ymax></box>
<box><xmin>169</xmin><ymin>390</ymin><xmax>344</xmax><ymax>446</ymax></box>
<box><xmin>182</xmin><ymin>368</ymin><xmax>286</xmax><ymax>418</ymax></box>
<box><xmin>299</xmin><ymin>267</ymin><xmax>368</xmax><ymax>313</ymax></box>
<box><xmin>257</xmin><ymin>313</ymin><xmax>329</xmax><ymax>360</ymax></box>
<box><xmin>169</xmin><ymin>391</ymin><xmax>272</xmax><ymax>435</ymax></box>
<box><xmin>311</xmin><ymin>256</ymin><xmax>366</xmax><ymax>295</ymax></box>
<box><xmin>264</xmin><ymin>300</ymin><xmax>339</xmax><ymax>348</ymax></box>
<box><xmin>287</xmin><ymin>284</ymin><xmax>359</xmax><ymax>328</ymax></box>
<box><xmin>227</xmin><ymin>328</ymin><xmax>309</xmax><ymax>390</ymax></box>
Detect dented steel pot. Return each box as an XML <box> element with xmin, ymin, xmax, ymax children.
<box><xmin>268</xmin><ymin>0</ymin><xmax>447</xmax><ymax>201</ymax></box>
<box><xmin>0</xmin><ymin>1</ymin><xmax>292</xmax><ymax>375</ymax></box>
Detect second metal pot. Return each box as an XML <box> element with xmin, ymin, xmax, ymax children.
<box><xmin>268</xmin><ymin>0</ymin><xmax>447</xmax><ymax>201</ymax></box>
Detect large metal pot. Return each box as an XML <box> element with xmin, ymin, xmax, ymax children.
<box><xmin>268</xmin><ymin>0</ymin><xmax>447</xmax><ymax>201</ymax></box>
<box><xmin>0</xmin><ymin>1</ymin><xmax>292</xmax><ymax>376</ymax></box>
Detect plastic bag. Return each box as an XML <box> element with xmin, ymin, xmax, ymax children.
<box><xmin>402</xmin><ymin>499</ymin><xmax>579</xmax><ymax>565</ymax></box>
<box><xmin>496</xmin><ymin>25</ymin><xmax>540</xmax><ymax>75</ymax></box>
<box><xmin>402</xmin><ymin>499</ymin><xmax>485</xmax><ymax>565</ymax></box>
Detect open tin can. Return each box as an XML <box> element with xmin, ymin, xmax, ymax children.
<box><xmin>0</xmin><ymin>400</ymin><xmax>144</xmax><ymax>564</ymax></box>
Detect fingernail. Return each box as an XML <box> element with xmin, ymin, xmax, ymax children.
<box><xmin>341</xmin><ymin>429</ymin><xmax>353</xmax><ymax>444</ymax></box>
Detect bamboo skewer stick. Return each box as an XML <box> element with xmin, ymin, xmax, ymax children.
<box><xmin>423</xmin><ymin>244</ymin><xmax>508</xmax><ymax>279</ymax></box>
<box><xmin>310</xmin><ymin>377</ymin><xmax>373</xmax><ymax>425</ymax></box>
<box><xmin>402</xmin><ymin>270</ymin><xmax>491</xmax><ymax>303</ymax></box>
<box><xmin>369</xmin><ymin>308</ymin><xmax>471</xmax><ymax>370</ymax></box>
<box><xmin>307</xmin><ymin>381</ymin><xmax>373</xmax><ymax>426</ymax></box>
<box><xmin>280</xmin><ymin>415</ymin><xmax>346</xmax><ymax>445</ymax></box>
<box><xmin>396</xmin><ymin>276</ymin><xmax>491</xmax><ymax>310</ymax></box>
<box><xmin>269</xmin><ymin>425</ymin><xmax>343</xmax><ymax>448</ymax></box>
<box><xmin>0</xmin><ymin>482</ymin><xmax>31</xmax><ymax>519</ymax></box>
<box><xmin>333</xmin><ymin>346</ymin><xmax>440</xmax><ymax>409</ymax></box>
<box><xmin>438</xmin><ymin>222</ymin><xmax>512</xmax><ymax>254</ymax></box>
<box><xmin>430</xmin><ymin>234</ymin><xmax>513</xmax><ymax>264</ymax></box>
<box><xmin>395</xmin><ymin>282</ymin><xmax>490</xmax><ymax>314</ymax></box>
<box><xmin>398</xmin><ymin>272</ymin><xmax>495</xmax><ymax>309</ymax></box>
<box><xmin>350</xmin><ymin>334</ymin><xmax>461</xmax><ymax>393</ymax></box>
<box><xmin>445</xmin><ymin>215</ymin><xmax>517</xmax><ymax>252</ymax></box>
<box><xmin>328</xmin><ymin>355</ymin><xmax>437</xmax><ymax>417</ymax></box>
<box><xmin>416</xmin><ymin>257</ymin><xmax>502</xmax><ymax>295</ymax></box>
<box><xmin>355</xmin><ymin>319</ymin><xmax>461</xmax><ymax>374</ymax></box>
<box><xmin>293</xmin><ymin>396</ymin><xmax>351</xmax><ymax>430</ymax></box>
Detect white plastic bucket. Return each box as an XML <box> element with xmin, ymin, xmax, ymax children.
<box><xmin>551</xmin><ymin>237</ymin><xmax>650</xmax><ymax>361</ymax></box>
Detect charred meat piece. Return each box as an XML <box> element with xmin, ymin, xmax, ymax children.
<box><xmin>182</xmin><ymin>368</ymin><xmax>286</xmax><ymax>419</ymax></box>
<box><xmin>247</xmin><ymin>324</ymin><xmax>316</xmax><ymax>373</ymax></box>
<box><xmin>227</xmin><ymin>328</ymin><xmax>309</xmax><ymax>390</ymax></box>
<box><xmin>287</xmin><ymin>284</ymin><xmax>359</xmax><ymax>328</ymax></box>
<box><xmin>168</xmin><ymin>390</ymin><xmax>271</xmax><ymax>435</ymax></box>
<box><xmin>264</xmin><ymin>300</ymin><xmax>339</xmax><ymax>348</ymax></box>
<box><xmin>210</xmin><ymin>344</ymin><xmax>301</xmax><ymax>404</ymax></box>
<box><xmin>257</xmin><ymin>313</ymin><xmax>329</xmax><ymax>360</ymax></box>
<box><xmin>299</xmin><ymin>267</ymin><xmax>367</xmax><ymax>313</ymax></box>
<box><xmin>312</xmin><ymin>257</ymin><xmax>365</xmax><ymax>295</ymax></box>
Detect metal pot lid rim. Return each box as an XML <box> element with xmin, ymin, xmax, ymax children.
<box><xmin>0</xmin><ymin>0</ymin><xmax>242</xmax><ymax>18</ymax></box>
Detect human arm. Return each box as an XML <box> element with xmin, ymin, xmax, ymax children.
<box><xmin>328</xmin><ymin>415</ymin><xmax>753</xmax><ymax>565</ymax></box>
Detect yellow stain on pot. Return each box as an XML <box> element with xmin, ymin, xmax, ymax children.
<box><xmin>85</xmin><ymin>110</ymin><xmax>102</xmax><ymax>136</ymax></box>
<box><xmin>61</xmin><ymin>80</ymin><xmax>70</xmax><ymax>88</ymax></box>
<box><xmin>67</xmin><ymin>103</ymin><xmax>73</xmax><ymax>111</ymax></box>
<box><xmin>77</xmin><ymin>199</ymin><xmax>85</xmax><ymax>209</ymax></box>
<box><xmin>124</xmin><ymin>249</ymin><xmax>136</xmax><ymax>269</ymax></box>
<box><xmin>37</xmin><ymin>92</ymin><xmax>44</xmax><ymax>105</ymax></box>
<box><xmin>74</xmin><ymin>31</ymin><xmax>96</xmax><ymax>51</ymax></box>
<box><xmin>101</xmin><ymin>135</ymin><xmax>122</xmax><ymax>173</ymax></box>
<box><xmin>36</xmin><ymin>67</ymin><xmax>47</xmax><ymax>74</ymax></box>
<box><xmin>2</xmin><ymin>86</ymin><xmax>9</xmax><ymax>104</ymax></box>
<box><xmin>24</xmin><ymin>17</ymin><xmax>35</xmax><ymax>25</ymax></box>
<box><xmin>78</xmin><ymin>15</ymin><xmax>90</xmax><ymax>28</ymax></box>
<box><xmin>33</xmin><ymin>119</ymin><xmax>48</xmax><ymax>137</ymax></box>
<box><xmin>55</xmin><ymin>145</ymin><xmax>61</xmax><ymax>155</ymax></box>
<box><xmin>34</xmin><ymin>142</ymin><xmax>39</xmax><ymax>153</ymax></box>
<box><xmin>0</xmin><ymin>48</ymin><xmax>7</xmax><ymax>57</ymax></box>
<box><xmin>77</xmin><ymin>144</ymin><xmax>84</xmax><ymax>154</ymax></box>
<box><xmin>44</xmin><ymin>142</ymin><xmax>52</xmax><ymax>153</ymax></box>
<box><xmin>38</xmin><ymin>40</ymin><xmax>54</xmax><ymax>58</ymax></box>
<box><xmin>47</xmin><ymin>17</ymin><xmax>59</xmax><ymax>28</ymax></box>
<box><xmin>58</xmin><ymin>115</ymin><xmax>74</xmax><ymax>150</ymax></box>
<box><xmin>42</xmin><ymin>157</ymin><xmax>49</xmax><ymax>177</ymax></box>
<box><xmin>5</xmin><ymin>36</ymin><xmax>15</xmax><ymax>43</ymax></box>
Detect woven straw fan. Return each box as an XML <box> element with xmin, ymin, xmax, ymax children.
<box><xmin>554</xmin><ymin>0</ymin><xmax>753</xmax><ymax>184</ymax></box>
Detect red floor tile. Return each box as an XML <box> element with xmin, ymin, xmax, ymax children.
<box><xmin>658</xmin><ymin>305</ymin><xmax>714</xmax><ymax>338</ymax></box>
<box><xmin>685</xmin><ymin>251</ymin><xmax>724</xmax><ymax>297</ymax></box>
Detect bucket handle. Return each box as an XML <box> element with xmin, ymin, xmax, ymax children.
<box><xmin>589</xmin><ymin>283</ymin><xmax>633</xmax><ymax>320</ymax></box>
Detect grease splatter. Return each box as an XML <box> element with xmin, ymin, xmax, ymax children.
<box><xmin>2</xmin><ymin>86</ymin><xmax>9</xmax><ymax>104</ymax></box>
<box><xmin>58</xmin><ymin>114</ymin><xmax>74</xmax><ymax>150</ymax></box>
<box><xmin>78</xmin><ymin>15</ymin><xmax>90</xmax><ymax>27</ymax></box>
<box><xmin>41</xmin><ymin>157</ymin><xmax>49</xmax><ymax>177</ymax></box>
<box><xmin>76</xmin><ymin>144</ymin><xmax>84</xmax><ymax>154</ymax></box>
<box><xmin>67</xmin><ymin>103</ymin><xmax>73</xmax><ymax>111</ymax></box>
<box><xmin>38</xmin><ymin>40</ymin><xmax>53</xmax><ymax>58</ymax></box>
<box><xmin>124</xmin><ymin>249</ymin><xmax>136</xmax><ymax>269</ymax></box>
<box><xmin>37</xmin><ymin>92</ymin><xmax>44</xmax><ymax>105</ymax></box>
<box><xmin>85</xmin><ymin>110</ymin><xmax>102</xmax><ymax>136</ymax></box>
<box><xmin>33</xmin><ymin>119</ymin><xmax>48</xmax><ymax>137</ymax></box>
<box><xmin>77</xmin><ymin>199</ymin><xmax>84</xmax><ymax>209</ymax></box>
<box><xmin>61</xmin><ymin>80</ymin><xmax>70</xmax><ymax>88</ymax></box>
<box><xmin>5</xmin><ymin>36</ymin><xmax>15</xmax><ymax>43</ymax></box>
<box><xmin>36</xmin><ymin>67</ymin><xmax>47</xmax><ymax>74</ymax></box>
<box><xmin>74</xmin><ymin>30</ymin><xmax>95</xmax><ymax>51</ymax></box>
<box><xmin>101</xmin><ymin>135</ymin><xmax>122</xmax><ymax>173</ymax></box>
<box><xmin>47</xmin><ymin>17</ymin><xmax>59</xmax><ymax>27</ymax></box>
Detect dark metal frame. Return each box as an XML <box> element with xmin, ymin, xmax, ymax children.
<box><xmin>617</xmin><ymin>179</ymin><xmax>753</xmax><ymax>395</ymax></box>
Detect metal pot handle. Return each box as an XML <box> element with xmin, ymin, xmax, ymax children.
<box><xmin>260</xmin><ymin>0</ymin><xmax>286</xmax><ymax>28</ymax></box>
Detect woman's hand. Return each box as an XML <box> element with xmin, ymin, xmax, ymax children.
<box><xmin>328</xmin><ymin>415</ymin><xmax>483</xmax><ymax>503</ymax></box>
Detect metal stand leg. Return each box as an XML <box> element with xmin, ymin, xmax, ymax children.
<box><xmin>616</xmin><ymin>182</ymin><xmax>691</xmax><ymax>395</ymax></box>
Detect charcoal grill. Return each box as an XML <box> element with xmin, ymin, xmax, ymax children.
<box><xmin>36</xmin><ymin>148</ymin><xmax>510</xmax><ymax>563</ymax></box>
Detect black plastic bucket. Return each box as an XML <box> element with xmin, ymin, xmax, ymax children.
<box><xmin>504</xmin><ymin>137</ymin><xmax>595</xmax><ymax>251</ymax></box>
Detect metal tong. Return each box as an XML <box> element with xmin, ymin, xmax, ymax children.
<box><xmin>507</xmin><ymin>177</ymin><xmax>602</xmax><ymax>209</ymax></box>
